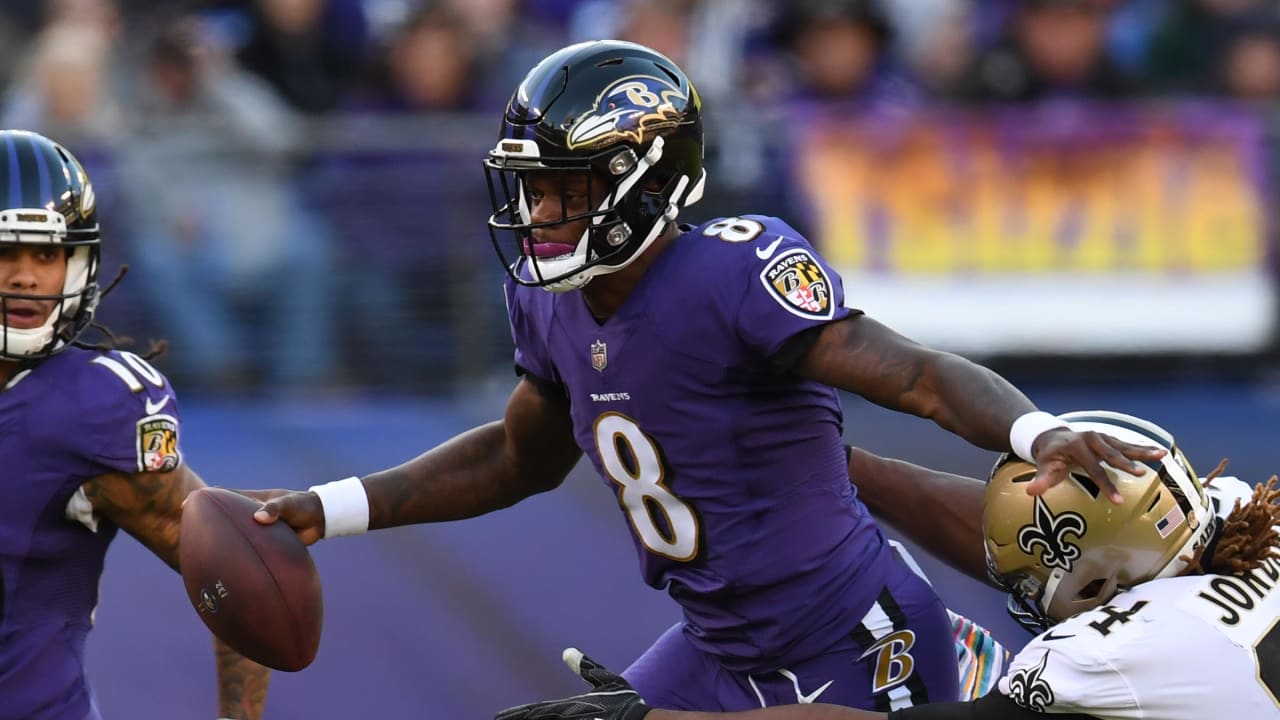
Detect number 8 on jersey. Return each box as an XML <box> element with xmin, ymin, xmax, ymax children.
<box><xmin>594</xmin><ymin>413</ymin><xmax>700</xmax><ymax>562</ymax></box>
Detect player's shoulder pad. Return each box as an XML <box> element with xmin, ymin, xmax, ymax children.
<box><xmin>30</xmin><ymin>348</ymin><xmax>183</xmax><ymax>473</ymax></box>
<box><xmin>690</xmin><ymin>215</ymin><xmax>840</xmax><ymax>319</ymax></box>
<box><xmin>690</xmin><ymin>215</ymin><xmax>819</xmax><ymax>264</ymax></box>
<box><xmin>76</xmin><ymin>349</ymin><xmax>181</xmax><ymax>433</ymax></box>
<box><xmin>1205</xmin><ymin>476</ymin><xmax>1255</xmax><ymax>520</ymax></box>
<box><xmin>33</xmin><ymin>347</ymin><xmax>171</xmax><ymax>410</ymax></box>
<box><xmin>89</xmin><ymin>349</ymin><xmax>184</xmax><ymax>473</ymax></box>
<box><xmin>999</xmin><ymin>601</ymin><xmax>1155</xmax><ymax>715</ymax></box>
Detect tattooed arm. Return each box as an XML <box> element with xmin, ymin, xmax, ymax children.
<box><xmin>795</xmin><ymin>316</ymin><xmax>1034</xmax><ymax>450</ymax></box>
<box><xmin>794</xmin><ymin>316</ymin><xmax>1162</xmax><ymax>497</ymax></box>
<box><xmin>81</xmin><ymin>465</ymin><xmax>271</xmax><ymax>720</ymax></box>
<box><xmin>254</xmin><ymin>376</ymin><xmax>583</xmax><ymax>542</ymax></box>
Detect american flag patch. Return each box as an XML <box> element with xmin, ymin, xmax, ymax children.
<box><xmin>1155</xmin><ymin>504</ymin><xmax>1186</xmax><ymax>538</ymax></box>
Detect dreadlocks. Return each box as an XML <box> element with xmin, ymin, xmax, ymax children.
<box><xmin>1204</xmin><ymin>476</ymin><xmax>1280</xmax><ymax>577</ymax></box>
<box><xmin>70</xmin><ymin>265</ymin><xmax>167</xmax><ymax>360</ymax></box>
<box><xmin>1184</xmin><ymin>460</ymin><xmax>1280</xmax><ymax>576</ymax></box>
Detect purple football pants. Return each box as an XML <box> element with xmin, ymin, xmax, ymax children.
<box><xmin>623</xmin><ymin>561</ymin><xmax>958</xmax><ymax>711</ymax></box>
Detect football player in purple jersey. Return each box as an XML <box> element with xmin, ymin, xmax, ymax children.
<box><xmin>0</xmin><ymin>130</ymin><xmax>269</xmax><ymax>720</ymax></box>
<box><xmin>252</xmin><ymin>41</ymin><xmax>1160</xmax><ymax>712</ymax></box>
<box><xmin>494</xmin><ymin>412</ymin><xmax>1280</xmax><ymax>720</ymax></box>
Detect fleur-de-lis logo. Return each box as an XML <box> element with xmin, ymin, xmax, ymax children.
<box><xmin>1017</xmin><ymin>496</ymin><xmax>1086</xmax><ymax>571</ymax></box>
<box><xmin>1007</xmin><ymin>652</ymin><xmax>1055</xmax><ymax>712</ymax></box>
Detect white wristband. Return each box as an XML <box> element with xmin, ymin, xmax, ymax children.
<box><xmin>308</xmin><ymin>476</ymin><xmax>370</xmax><ymax>539</ymax></box>
<box><xmin>1010</xmin><ymin>411</ymin><xmax>1069</xmax><ymax>463</ymax></box>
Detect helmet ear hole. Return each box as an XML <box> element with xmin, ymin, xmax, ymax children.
<box><xmin>1146</xmin><ymin>492</ymin><xmax>1162</xmax><ymax>513</ymax></box>
<box><xmin>1075</xmin><ymin>578</ymin><xmax>1107</xmax><ymax>601</ymax></box>
<box><xmin>1068</xmin><ymin>472</ymin><xmax>1101</xmax><ymax>499</ymax></box>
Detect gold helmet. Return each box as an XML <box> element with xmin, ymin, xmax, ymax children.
<box><xmin>984</xmin><ymin>411</ymin><xmax>1215</xmax><ymax>632</ymax></box>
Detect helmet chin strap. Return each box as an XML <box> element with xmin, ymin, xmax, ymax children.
<box><xmin>543</xmin><ymin>167</ymin><xmax>708</xmax><ymax>294</ymax></box>
<box><xmin>1</xmin><ymin>312</ymin><xmax>59</xmax><ymax>358</ymax></box>
<box><xmin>1039</xmin><ymin>567</ymin><xmax>1067</xmax><ymax>620</ymax></box>
<box><xmin>543</xmin><ymin>173</ymin><xmax>692</xmax><ymax>294</ymax></box>
<box><xmin>534</xmin><ymin>137</ymin><xmax>678</xmax><ymax>293</ymax></box>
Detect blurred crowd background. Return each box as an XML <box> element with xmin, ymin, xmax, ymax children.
<box><xmin>5</xmin><ymin>0</ymin><xmax>1280</xmax><ymax>395</ymax></box>
<box><xmin>7</xmin><ymin>1</ymin><xmax>1274</xmax><ymax>717</ymax></box>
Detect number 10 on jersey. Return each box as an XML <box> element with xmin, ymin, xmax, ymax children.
<box><xmin>593</xmin><ymin>413</ymin><xmax>701</xmax><ymax>562</ymax></box>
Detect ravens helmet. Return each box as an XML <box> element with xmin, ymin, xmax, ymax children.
<box><xmin>0</xmin><ymin>130</ymin><xmax>100</xmax><ymax>361</ymax></box>
<box><xmin>984</xmin><ymin>410</ymin><xmax>1215</xmax><ymax>632</ymax></box>
<box><xmin>484</xmin><ymin>40</ymin><xmax>706</xmax><ymax>292</ymax></box>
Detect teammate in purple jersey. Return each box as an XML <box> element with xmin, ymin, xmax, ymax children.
<box><xmin>251</xmin><ymin>41</ymin><xmax>1161</xmax><ymax>712</ymax></box>
<box><xmin>0</xmin><ymin>130</ymin><xmax>270</xmax><ymax>720</ymax></box>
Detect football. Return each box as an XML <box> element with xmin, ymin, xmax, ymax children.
<box><xmin>179</xmin><ymin>487</ymin><xmax>324</xmax><ymax>671</ymax></box>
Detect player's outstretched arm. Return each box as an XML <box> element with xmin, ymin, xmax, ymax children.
<box><xmin>794</xmin><ymin>315</ymin><xmax>1163</xmax><ymax>502</ymax></box>
<box><xmin>846</xmin><ymin>447</ymin><xmax>992</xmax><ymax>586</ymax></box>
<box><xmin>253</xmin><ymin>376</ymin><xmax>582</xmax><ymax>541</ymax></box>
<box><xmin>80</xmin><ymin>466</ymin><xmax>271</xmax><ymax>720</ymax></box>
<box><xmin>363</xmin><ymin>376</ymin><xmax>581</xmax><ymax>528</ymax></box>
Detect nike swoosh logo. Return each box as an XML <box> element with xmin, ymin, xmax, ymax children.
<box><xmin>1041</xmin><ymin>631</ymin><xmax>1075</xmax><ymax>642</ymax></box>
<box><xmin>755</xmin><ymin>236</ymin><xmax>784</xmax><ymax>260</ymax></box>
<box><xmin>797</xmin><ymin>679</ymin><xmax>833</xmax><ymax>704</ymax></box>
<box><xmin>778</xmin><ymin>669</ymin><xmax>833</xmax><ymax>704</ymax></box>
<box><xmin>145</xmin><ymin>394</ymin><xmax>172</xmax><ymax>415</ymax></box>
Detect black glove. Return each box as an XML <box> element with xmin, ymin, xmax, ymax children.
<box><xmin>495</xmin><ymin>648</ymin><xmax>652</xmax><ymax>720</ymax></box>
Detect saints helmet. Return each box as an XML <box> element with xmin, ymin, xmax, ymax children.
<box><xmin>483</xmin><ymin>40</ymin><xmax>706</xmax><ymax>292</ymax></box>
<box><xmin>0</xmin><ymin>130</ymin><xmax>100</xmax><ymax>360</ymax></box>
<box><xmin>984</xmin><ymin>410</ymin><xmax>1215</xmax><ymax>632</ymax></box>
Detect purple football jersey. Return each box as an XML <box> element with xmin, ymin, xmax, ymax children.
<box><xmin>0</xmin><ymin>347</ymin><xmax>182</xmax><ymax>720</ymax></box>
<box><xmin>506</xmin><ymin>215</ymin><xmax>904</xmax><ymax>671</ymax></box>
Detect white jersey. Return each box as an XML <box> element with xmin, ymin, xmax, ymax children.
<box><xmin>996</xmin><ymin>553</ymin><xmax>1280</xmax><ymax>718</ymax></box>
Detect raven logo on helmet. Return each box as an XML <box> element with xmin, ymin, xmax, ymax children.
<box><xmin>566</xmin><ymin>75</ymin><xmax>689</xmax><ymax>151</ymax></box>
<box><xmin>1017</xmin><ymin>496</ymin><xmax>1086</xmax><ymax>572</ymax></box>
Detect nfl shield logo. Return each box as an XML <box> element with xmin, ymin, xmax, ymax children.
<box><xmin>590</xmin><ymin>339</ymin><xmax>607</xmax><ymax>372</ymax></box>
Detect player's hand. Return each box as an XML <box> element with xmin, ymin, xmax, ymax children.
<box><xmin>494</xmin><ymin>648</ymin><xmax>651</xmax><ymax>720</ymax></box>
<box><xmin>245</xmin><ymin>489</ymin><xmax>325</xmax><ymax>546</ymax></box>
<box><xmin>1027</xmin><ymin>428</ymin><xmax>1166</xmax><ymax>504</ymax></box>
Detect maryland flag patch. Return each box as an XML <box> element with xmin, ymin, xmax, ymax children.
<box><xmin>760</xmin><ymin>248</ymin><xmax>834</xmax><ymax>319</ymax></box>
<box><xmin>136</xmin><ymin>415</ymin><xmax>181</xmax><ymax>472</ymax></box>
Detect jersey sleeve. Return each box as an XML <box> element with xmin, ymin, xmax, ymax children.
<box><xmin>728</xmin><ymin>217</ymin><xmax>855</xmax><ymax>358</ymax></box>
<box><xmin>68</xmin><ymin>350</ymin><xmax>185</xmax><ymax>475</ymax></box>
<box><xmin>503</xmin><ymin>274</ymin><xmax>561</xmax><ymax>386</ymax></box>
<box><xmin>1205</xmin><ymin>476</ymin><xmax>1256</xmax><ymax>520</ymax></box>
<box><xmin>995</xmin><ymin>633</ymin><xmax>1139</xmax><ymax>718</ymax></box>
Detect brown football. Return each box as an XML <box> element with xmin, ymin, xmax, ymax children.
<box><xmin>179</xmin><ymin>487</ymin><xmax>323</xmax><ymax>671</ymax></box>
